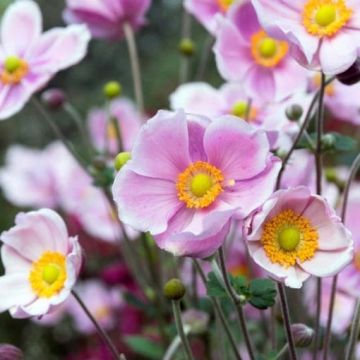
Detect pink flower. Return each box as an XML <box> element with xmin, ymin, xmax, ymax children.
<box><xmin>64</xmin><ymin>0</ymin><xmax>151</xmax><ymax>40</ymax></box>
<box><xmin>0</xmin><ymin>0</ymin><xmax>90</xmax><ymax>120</ymax></box>
<box><xmin>245</xmin><ymin>187</ymin><xmax>353</xmax><ymax>288</ymax></box>
<box><xmin>0</xmin><ymin>209</ymin><xmax>82</xmax><ymax>318</ymax></box>
<box><xmin>88</xmin><ymin>98</ymin><xmax>143</xmax><ymax>156</ymax></box>
<box><xmin>214</xmin><ymin>1</ymin><xmax>307</xmax><ymax>101</ymax></box>
<box><xmin>253</xmin><ymin>0</ymin><xmax>360</xmax><ymax>75</ymax></box>
<box><xmin>113</xmin><ymin>110</ymin><xmax>280</xmax><ymax>258</ymax></box>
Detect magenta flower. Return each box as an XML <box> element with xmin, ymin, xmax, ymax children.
<box><xmin>0</xmin><ymin>0</ymin><xmax>90</xmax><ymax>120</ymax></box>
<box><xmin>0</xmin><ymin>209</ymin><xmax>82</xmax><ymax>318</ymax></box>
<box><xmin>113</xmin><ymin>110</ymin><xmax>280</xmax><ymax>258</ymax></box>
<box><xmin>214</xmin><ymin>1</ymin><xmax>307</xmax><ymax>101</ymax></box>
<box><xmin>253</xmin><ymin>0</ymin><xmax>360</xmax><ymax>75</ymax></box>
<box><xmin>64</xmin><ymin>0</ymin><xmax>152</xmax><ymax>40</ymax></box>
<box><xmin>245</xmin><ymin>187</ymin><xmax>353</xmax><ymax>288</ymax></box>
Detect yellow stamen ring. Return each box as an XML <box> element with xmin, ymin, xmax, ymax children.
<box><xmin>217</xmin><ymin>0</ymin><xmax>234</xmax><ymax>12</ymax></box>
<box><xmin>261</xmin><ymin>209</ymin><xmax>318</xmax><ymax>268</ymax></box>
<box><xmin>1</xmin><ymin>56</ymin><xmax>29</xmax><ymax>85</ymax></box>
<box><xmin>231</xmin><ymin>101</ymin><xmax>258</xmax><ymax>121</ymax></box>
<box><xmin>176</xmin><ymin>161</ymin><xmax>224</xmax><ymax>209</ymax></box>
<box><xmin>251</xmin><ymin>30</ymin><xmax>289</xmax><ymax>68</ymax></box>
<box><xmin>303</xmin><ymin>0</ymin><xmax>352</xmax><ymax>37</ymax></box>
<box><xmin>29</xmin><ymin>252</ymin><xmax>67</xmax><ymax>298</ymax></box>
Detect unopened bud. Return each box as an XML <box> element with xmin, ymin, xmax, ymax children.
<box><xmin>325</xmin><ymin>167</ymin><xmax>337</xmax><ymax>183</ymax></box>
<box><xmin>41</xmin><ymin>88</ymin><xmax>66</xmax><ymax>110</ymax></box>
<box><xmin>291</xmin><ymin>323</ymin><xmax>314</xmax><ymax>348</ymax></box>
<box><xmin>114</xmin><ymin>152</ymin><xmax>131</xmax><ymax>171</ymax></box>
<box><xmin>179</xmin><ymin>38</ymin><xmax>195</xmax><ymax>57</ymax></box>
<box><xmin>163</xmin><ymin>278</ymin><xmax>186</xmax><ymax>300</ymax></box>
<box><xmin>285</xmin><ymin>104</ymin><xmax>303</xmax><ymax>121</ymax></box>
<box><xmin>0</xmin><ymin>344</ymin><xmax>23</xmax><ymax>360</ymax></box>
<box><xmin>337</xmin><ymin>58</ymin><xmax>360</xmax><ymax>85</ymax></box>
<box><xmin>321</xmin><ymin>133</ymin><xmax>336</xmax><ymax>151</ymax></box>
<box><xmin>103</xmin><ymin>81</ymin><xmax>122</xmax><ymax>99</ymax></box>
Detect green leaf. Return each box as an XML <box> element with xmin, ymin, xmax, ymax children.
<box><xmin>124</xmin><ymin>336</ymin><xmax>163</xmax><ymax>359</ymax></box>
<box><xmin>328</xmin><ymin>132</ymin><xmax>356</xmax><ymax>152</ymax></box>
<box><xmin>206</xmin><ymin>271</ymin><xmax>227</xmax><ymax>297</ymax></box>
<box><xmin>230</xmin><ymin>275</ymin><xmax>248</xmax><ymax>296</ymax></box>
<box><xmin>249</xmin><ymin>278</ymin><xmax>277</xmax><ymax>310</ymax></box>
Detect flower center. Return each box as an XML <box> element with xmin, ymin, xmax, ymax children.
<box><xmin>1</xmin><ymin>56</ymin><xmax>29</xmax><ymax>85</ymax></box>
<box><xmin>176</xmin><ymin>161</ymin><xmax>224</xmax><ymax>209</ymax></box>
<box><xmin>29</xmin><ymin>252</ymin><xmax>67</xmax><ymax>298</ymax></box>
<box><xmin>261</xmin><ymin>209</ymin><xmax>318</xmax><ymax>267</ymax></box>
<box><xmin>303</xmin><ymin>0</ymin><xmax>352</xmax><ymax>37</ymax></box>
<box><xmin>231</xmin><ymin>101</ymin><xmax>257</xmax><ymax>121</ymax></box>
<box><xmin>251</xmin><ymin>30</ymin><xmax>289</xmax><ymax>68</ymax></box>
<box><xmin>217</xmin><ymin>0</ymin><xmax>234</xmax><ymax>12</ymax></box>
<box><xmin>354</xmin><ymin>251</ymin><xmax>360</xmax><ymax>270</ymax></box>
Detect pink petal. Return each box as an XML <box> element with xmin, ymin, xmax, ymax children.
<box><xmin>243</xmin><ymin>65</ymin><xmax>275</xmax><ymax>102</ymax></box>
<box><xmin>0</xmin><ymin>84</ymin><xmax>32</xmax><ymax>120</ymax></box>
<box><xmin>1</xmin><ymin>245</ymin><xmax>31</xmax><ymax>274</ymax></box>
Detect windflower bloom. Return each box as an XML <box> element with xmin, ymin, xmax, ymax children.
<box><xmin>64</xmin><ymin>0</ymin><xmax>152</xmax><ymax>40</ymax></box>
<box><xmin>214</xmin><ymin>1</ymin><xmax>307</xmax><ymax>101</ymax></box>
<box><xmin>0</xmin><ymin>209</ymin><xmax>82</xmax><ymax>318</ymax></box>
<box><xmin>113</xmin><ymin>110</ymin><xmax>280</xmax><ymax>258</ymax></box>
<box><xmin>0</xmin><ymin>0</ymin><xmax>90</xmax><ymax>120</ymax></box>
<box><xmin>245</xmin><ymin>187</ymin><xmax>353</xmax><ymax>288</ymax></box>
<box><xmin>253</xmin><ymin>0</ymin><xmax>360</xmax><ymax>75</ymax></box>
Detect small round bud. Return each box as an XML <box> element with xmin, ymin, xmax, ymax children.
<box><xmin>325</xmin><ymin>167</ymin><xmax>337</xmax><ymax>183</ymax></box>
<box><xmin>321</xmin><ymin>133</ymin><xmax>336</xmax><ymax>150</ymax></box>
<box><xmin>0</xmin><ymin>344</ymin><xmax>23</xmax><ymax>360</ymax></box>
<box><xmin>179</xmin><ymin>38</ymin><xmax>195</xmax><ymax>57</ymax></box>
<box><xmin>103</xmin><ymin>81</ymin><xmax>122</xmax><ymax>99</ymax></box>
<box><xmin>291</xmin><ymin>323</ymin><xmax>314</xmax><ymax>348</ymax></box>
<box><xmin>163</xmin><ymin>278</ymin><xmax>186</xmax><ymax>300</ymax></box>
<box><xmin>337</xmin><ymin>58</ymin><xmax>360</xmax><ymax>85</ymax></box>
<box><xmin>114</xmin><ymin>152</ymin><xmax>131</xmax><ymax>171</ymax></box>
<box><xmin>41</xmin><ymin>88</ymin><xmax>66</xmax><ymax>110</ymax></box>
<box><xmin>285</xmin><ymin>104</ymin><xmax>303</xmax><ymax>121</ymax></box>
<box><xmin>145</xmin><ymin>287</ymin><xmax>156</xmax><ymax>301</ymax></box>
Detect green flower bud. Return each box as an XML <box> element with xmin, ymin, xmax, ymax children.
<box><xmin>114</xmin><ymin>152</ymin><xmax>131</xmax><ymax>171</ymax></box>
<box><xmin>291</xmin><ymin>323</ymin><xmax>314</xmax><ymax>348</ymax></box>
<box><xmin>179</xmin><ymin>38</ymin><xmax>195</xmax><ymax>57</ymax></box>
<box><xmin>321</xmin><ymin>133</ymin><xmax>336</xmax><ymax>151</ymax></box>
<box><xmin>103</xmin><ymin>81</ymin><xmax>122</xmax><ymax>99</ymax></box>
<box><xmin>163</xmin><ymin>278</ymin><xmax>186</xmax><ymax>300</ymax></box>
<box><xmin>285</xmin><ymin>104</ymin><xmax>303</xmax><ymax>121</ymax></box>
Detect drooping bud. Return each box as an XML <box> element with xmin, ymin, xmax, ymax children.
<box><xmin>291</xmin><ymin>323</ymin><xmax>314</xmax><ymax>348</ymax></box>
<box><xmin>285</xmin><ymin>104</ymin><xmax>303</xmax><ymax>121</ymax></box>
<box><xmin>103</xmin><ymin>81</ymin><xmax>122</xmax><ymax>99</ymax></box>
<box><xmin>163</xmin><ymin>278</ymin><xmax>186</xmax><ymax>300</ymax></box>
<box><xmin>0</xmin><ymin>344</ymin><xmax>23</xmax><ymax>360</ymax></box>
<box><xmin>114</xmin><ymin>152</ymin><xmax>131</xmax><ymax>171</ymax></box>
<box><xmin>337</xmin><ymin>58</ymin><xmax>360</xmax><ymax>85</ymax></box>
<box><xmin>179</xmin><ymin>38</ymin><xmax>195</xmax><ymax>57</ymax></box>
<box><xmin>41</xmin><ymin>88</ymin><xmax>66</xmax><ymax>110</ymax></box>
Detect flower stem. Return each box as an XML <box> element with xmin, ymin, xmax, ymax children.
<box><xmin>179</xmin><ymin>7</ymin><xmax>192</xmax><ymax>84</ymax></box>
<box><xmin>123</xmin><ymin>22</ymin><xmax>144</xmax><ymax>114</ymax></box>
<box><xmin>172</xmin><ymin>300</ymin><xmax>195</xmax><ymax>360</ymax></box>
<box><xmin>345</xmin><ymin>299</ymin><xmax>360</xmax><ymax>360</ymax></box>
<box><xmin>218</xmin><ymin>247</ymin><xmax>255</xmax><ymax>360</ymax></box>
<box><xmin>275</xmin><ymin>344</ymin><xmax>289</xmax><ymax>360</ymax></box>
<box><xmin>196</xmin><ymin>34</ymin><xmax>214</xmax><ymax>80</ymax></box>
<box><xmin>72</xmin><ymin>290</ymin><xmax>123</xmax><ymax>360</ymax></box>
<box><xmin>277</xmin><ymin>283</ymin><xmax>297</xmax><ymax>360</ymax></box>
<box><xmin>193</xmin><ymin>259</ymin><xmax>242</xmax><ymax>360</ymax></box>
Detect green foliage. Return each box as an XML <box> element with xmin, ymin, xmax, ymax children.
<box><xmin>249</xmin><ymin>279</ymin><xmax>277</xmax><ymax>310</ymax></box>
<box><xmin>124</xmin><ymin>336</ymin><xmax>163</xmax><ymax>360</ymax></box>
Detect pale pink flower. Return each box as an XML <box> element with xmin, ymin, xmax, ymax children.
<box><xmin>0</xmin><ymin>0</ymin><xmax>90</xmax><ymax>119</ymax></box>
<box><xmin>113</xmin><ymin>109</ymin><xmax>280</xmax><ymax>258</ymax></box>
<box><xmin>64</xmin><ymin>0</ymin><xmax>151</xmax><ymax>40</ymax></box>
<box><xmin>253</xmin><ymin>0</ymin><xmax>360</xmax><ymax>75</ymax></box>
<box><xmin>0</xmin><ymin>209</ymin><xmax>82</xmax><ymax>318</ymax></box>
<box><xmin>245</xmin><ymin>187</ymin><xmax>353</xmax><ymax>288</ymax></box>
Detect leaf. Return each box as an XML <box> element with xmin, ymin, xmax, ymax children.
<box><xmin>249</xmin><ymin>278</ymin><xmax>277</xmax><ymax>310</ymax></box>
<box><xmin>206</xmin><ymin>271</ymin><xmax>227</xmax><ymax>297</ymax></box>
<box><xmin>124</xmin><ymin>336</ymin><xmax>163</xmax><ymax>359</ymax></box>
<box><xmin>230</xmin><ymin>274</ymin><xmax>248</xmax><ymax>295</ymax></box>
<box><xmin>328</xmin><ymin>132</ymin><xmax>356</xmax><ymax>152</ymax></box>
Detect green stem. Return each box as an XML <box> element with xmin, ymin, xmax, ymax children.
<box><xmin>345</xmin><ymin>299</ymin><xmax>360</xmax><ymax>360</ymax></box>
<box><xmin>179</xmin><ymin>7</ymin><xmax>192</xmax><ymax>84</ymax></box>
<box><xmin>275</xmin><ymin>344</ymin><xmax>289</xmax><ymax>360</ymax></box>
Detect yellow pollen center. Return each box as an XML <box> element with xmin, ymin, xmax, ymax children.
<box><xmin>176</xmin><ymin>161</ymin><xmax>224</xmax><ymax>209</ymax></box>
<box><xmin>217</xmin><ymin>0</ymin><xmax>234</xmax><ymax>12</ymax></box>
<box><xmin>231</xmin><ymin>101</ymin><xmax>258</xmax><ymax>121</ymax></box>
<box><xmin>261</xmin><ymin>209</ymin><xmax>318</xmax><ymax>268</ymax></box>
<box><xmin>1</xmin><ymin>56</ymin><xmax>29</xmax><ymax>85</ymax></box>
<box><xmin>251</xmin><ymin>30</ymin><xmax>289</xmax><ymax>68</ymax></box>
<box><xmin>303</xmin><ymin>0</ymin><xmax>352</xmax><ymax>37</ymax></box>
<box><xmin>29</xmin><ymin>252</ymin><xmax>67</xmax><ymax>298</ymax></box>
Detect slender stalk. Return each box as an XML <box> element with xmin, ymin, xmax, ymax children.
<box><xmin>275</xmin><ymin>344</ymin><xmax>289</xmax><ymax>360</ymax></box>
<box><xmin>196</xmin><ymin>34</ymin><xmax>214</xmax><ymax>80</ymax></box>
<box><xmin>323</xmin><ymin>152</ymin><xmax>360</xmax><ymax>360</ymax></box>
<box><xmin>345</xmin><ymin>299</ymin><xmax>360</xmax><ymax>360</ymax></box>
<box><xmin>179</xmin><ymin>6</ymin><xmax>192</xmax><ymax>84</ymax></box>
<box><xmin>72</xmin><ymin>290</ymin><xmax>122</xmax><ymax>360</ymax></box>
<box><xmin>193</xmin><ymin>259</ymin><xmax>242</xmax><ymax>360</ymax></box>
<box><xmin>312</xmin><ymin>278</ymin><xmax>322</xmax><ymax>360</ymax></box>
<box><xmin>123</xmin><ymin>22</ymin><xmax>144</xmax><ymax>114</ymax></box>
<box><xmin>245</xmin><ymin>98</ymin><xmax>253</xmax><ymax>122</ymax></box>
<box><xmin>163</xmin><ymin>326</ymin><xmax>191</xmax><ymax>360</ymax></box>
<box><xmin>277</xmin><ymin>283</ymin><xmax>297</xmax><ymax>360</ymax></box>
<box><xmin>172</xmin><ymin>300</ymin><xmax>195</xmax><ymax>360</ymax></box>
<box><xmin>218</xmin><ymin>247</ymin><xmax>255</xmax><ymax>360</ymax></box>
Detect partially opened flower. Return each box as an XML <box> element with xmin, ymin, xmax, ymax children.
<box><xmin>214</xmin><ymin>0</ymin><xmax>307</xmax><ymax>101</ymax></box>
<box><xmin>64</xmin><ymin>0</ymin><xmax>151</xmax><ymax>40</ymax></box>
<box><xmin>245</xmin><ymin>187</ymin><xmax>353</xmax><ymax>288</ymax></box>
<box><xmin>0</xmin><ymin>209</ymin><xmax>82</xmax><ymax>318</ymax></box>
<box><xmin>0</xmin><ymin>0</ymin><xmax>90</xmax><ymax>119</ymax></box>
<box><xmin>253</xmin><ymin>0</ymin><xmax>360</xmax><ymax>75</ymax></box>
<box><xmin>113</xmin><ymin>110</ymin><xmax>280</xmax><ymax>258</ymax></box>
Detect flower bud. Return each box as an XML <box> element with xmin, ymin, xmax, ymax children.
<box><xmin>163</xmin><ymin>278</ymin><xmax>186</xmax><ymax>300</ymax></box>
<box><xmin>103</xmin><ymin>81</ymin><xmax>122</xmax><ymax>99</ymax></box>
<box><xmin>337</xmin><ymin>58</ymin><xmax>360</xmax><ymax>85</ymax></box>
<box><xmin>321</xmin><ymin>133</ymin><xmax>336</xmax><ymax>151</ymax></box>
<box><xmin>285</xmin><ymin>104</ymin><xmax>303</xmax><ymax>121</ymax></box>
<box><xmin>179</xmin><ymin>38</ymin><xmax>195</xmax><ymax>57</ymax></box>
<box><xmin>41</xmin><ymin>88</ymin><xmax>66</xmax><ymax>110</ymax></box>
<box><xmin>182</xmin><ymin>309</ymin><xmax>209</xmax><ymax>335</ymax></box>
<box><xmin>291</xmin><ymin>323</ymin><xmax>314</xmax><ymax>348</ymax></box>
<box><xmin>0</xmin><ymin>344</ymin><xmax>23</xmax><ymax>360</ymax></box>
<box><xmin>114</xmin><ymin>152</ymin><xmax>131</xmax><ymax>171</ymax></box>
